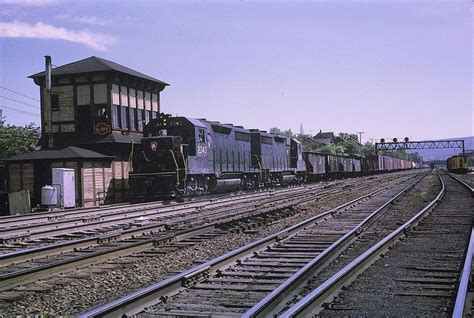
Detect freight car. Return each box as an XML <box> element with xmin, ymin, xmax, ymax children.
<box><xmin>304</xmin><ymin>153</ymin><xmax>361</xmax><ymax>181</ymax></box>
<box><xmin>446</xmin><ymin>155</ymin><xmax>469</xmax><ymax>174</ymax></box>
<box><xmin>363</xmin><ymin>154</ymin><xmax>414</xmax><ymax>173</ymax></box>
<box><xmin>129</xmin><ymin>114</ymin><xmax>417</xmax><ymax>200</ymax></box>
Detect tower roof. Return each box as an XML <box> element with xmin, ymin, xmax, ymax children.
<box><xmin>29</xmin><ymin>56</ymin><xmax>169</xmax><ymax>86</ymax></box>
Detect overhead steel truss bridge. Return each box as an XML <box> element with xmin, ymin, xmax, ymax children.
<box><xmin>375</xmin><ymin>139</ymin><xmax>465</xmax><ymax>154</ymax></box>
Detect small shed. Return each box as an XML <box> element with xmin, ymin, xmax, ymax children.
<box><xmin>2</xmin><ymin>146</ymin><xmax>116</xmax><ymax>210</ymax></box>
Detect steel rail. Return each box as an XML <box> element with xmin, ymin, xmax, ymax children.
<box><xmin>0</xmin><ymin>170</ymin><xmax>412</xmax><ymax>228</ymax></box>
<box><xmin>0</xmin><ymin>185</ymin><xmax>319</xmax><ymax>242</ymax></box>
<box><xmin>279</xmin><ymin>170</ymin><xmax>445</xmax><ymax>317</ymax></box>
<box><xmin>0</xmin><ymin>224</ymin><xmax>214</xmax><ymax>291</ymax></box>
<box><xmin>0</xmin><ymin>186</ymin><xmax>295</xmax><ymax>229</ymax></box>
<box><xmin>442</xmin><ymin>170</ymin><xmax>474</xmax><ymax>197</ymax></box>
<box><xmin>452</xmin><ymin>228</ymin><xmax>474</xmax><ymax>318</ymax></box>
<box><xmin>242</xmin><ymin>170</ymin><xmax>430</xmax><ymax>317</ymax></box>
<box><xmin>79</xmin><ymin>174</ymin><xmax>421</xmax><ymax>318</ymax></box>
<box><xmin>0</xmin><ymin>182</ymin><xmax>359</xmax><ymax>268</ymax></box>
<box><xmin>0</xmin><ymin>223</ymin><xmax>167</xmax><ymax>268</ymax></box>
<box><xmin>0</xmin><ymin>181</ymin><xmax>365</xmax><ymax>290</ymax></box>
<box><xmin>0</xmin><ymin>184</ymin><xmax>310</xmax><ymax>228</ymax></box>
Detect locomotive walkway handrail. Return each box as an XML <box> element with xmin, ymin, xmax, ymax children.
<box><xmin>278</xmin><ymin>170</ymin><xmax>445</xmax><ymax>317</ymax></box>
<box><xmin>243</xmin><ymin>170</ymin><xmax>430</xmax><ymax>317</ymax></box>
<box><xmin>452</xmin><ymin>226</ymin><xmax>474</xmax><ymax>318</ymax></box>
<box><xmin>80</xmin><ymin>171</ymin><xmax>427</xmax><ymax>318</ymax></box>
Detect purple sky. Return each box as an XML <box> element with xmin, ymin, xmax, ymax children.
<box><xmin>0</xmin><ymin>0</ymin><xmax>472</xmax><ymax>143</ymax></box>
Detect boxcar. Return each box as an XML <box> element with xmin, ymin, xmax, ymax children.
<box><xmin>447</xmin><ymin>155</ymin><xmax>469</xmax><ymax>174</ymax></box>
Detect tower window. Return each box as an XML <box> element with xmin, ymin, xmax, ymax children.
<box><xmin>51</xmin><ymin>94</ymin><xmax>59</xmax><ymax>111</ymax></box>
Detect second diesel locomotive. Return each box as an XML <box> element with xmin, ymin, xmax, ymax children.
<box><xmin>129</xmin><ymin>114</ymin><xmax>417</xmax><ymax>200</ymax></box>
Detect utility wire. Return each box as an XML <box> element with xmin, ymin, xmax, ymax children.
<box><xmin>0</xmin><ymin>95</ymin><xmax>40</xmax><ymax>109</ymax></box>
<box><xmin>0</xmin><ymin>86</ymin><xmax>39</xmax><ymax>102</ymax></box>
<box><xmin>0</xmin><ymin>105</ymin><xmax>41</xmax><ymax>117</ymax></box>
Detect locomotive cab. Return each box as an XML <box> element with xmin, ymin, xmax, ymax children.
<box><xmin>129</xmin><ymin>114</ymin><xmax>214</xmax><ymax>199</ymax></box>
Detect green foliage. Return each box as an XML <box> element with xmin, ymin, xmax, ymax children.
<box><xmin>317</xmin><ymin>143</ymin><xmax>346</xmax><ymax>155</ymax></box>
<box><xmin>269</xmin><ymin>127</ymin><xmax>295</xmax><ymax>138</ymax></box>
<box><xmin>407</xmin><ymin>152</ymin><xmax>423</xmax><ymax>163</ymax></box>
<box><xmin>361</xmin><ymin>142</ymin><xmax>375</xmax><ymax>156</ymax></box>
<box><xmin>339</xmin><ymin>132</ymin><xmax>359</xmax><ymax>142</ymax></box>
<box><xmin>343</xmin><ymin>139</ymin><xmax>360</xmax><ymax>155</ymax></box>
<box><xmin>0</xmin><ymin>123</ymin><xmax>40</xmax><ymax>158</ymax></box>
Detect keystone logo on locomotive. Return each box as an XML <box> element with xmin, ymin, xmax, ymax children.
<box><xmin>94</xmin><ymin>123</ymin><xmax>111</xmax><ymax>135</ymax></box>
<box><xmin>150</xmin><ymin>141</ymin><xmax>158</xmax><ymax>152</ymax></box>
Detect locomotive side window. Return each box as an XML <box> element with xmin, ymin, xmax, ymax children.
<box><xmin>261</xmin><ymin>136</ymin><xmax>273</xmax><ymax>145</ymax></box>
<box><xmin>235</xmin><ymin>131</ymin><xmax>250</xmax><ymax>142</ymax></box>
<box><xmin>198</xmin><ymin>129</ymin><xmax>206</xmax><ymax>143</ymax></box>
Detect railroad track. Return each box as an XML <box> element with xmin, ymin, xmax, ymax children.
<box><xmin>0</xmin><ymin>172</ymin><xmax>411</xmax><ymax>261</ymax></box>
<box><xmin>0</xmin><ymin>185</ymin><xmax>318</xmax><ymax>244</ymax></box>
<box><xmin>0</xmin><ymin>185</ymin><xmax>302</xmax><ymax>228</ymax></box>
<box><xmin>443</xmin><ymin>170</ymin><xmax>474</xmax><ymax>196</ymax></box>
<box><xmin>0</xmin><ymin>172</ymin><xmax>415</xmax><ymax>246</ymax></box>
<box><xmin>276</xmin><ymin>170</ymin><xmax>472</xmax><ymax>317</ymax></box>
<box><xmin>0</xmin><ymin>173</ymin><xmax>413</xmax><ymax>291</ymax></box>
<box><xmin>78</xmin><ymin>170</ymin><xmax>430</xmax><ymax>317</ymax></box>
<box><xmin>0</xmin><ymin>179</ymin><xmax>366</xmax><ymax>267</ymax></box>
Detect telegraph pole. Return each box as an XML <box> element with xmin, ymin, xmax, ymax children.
<box><xmin>356</xmin><ymin>131</ymin><xmax>364</xmax><ymax>155</ymax></box>
<box><xmin>45</xmin><ymin>55</ymin><xmax>53</xmax><ymax>148</ymax></box>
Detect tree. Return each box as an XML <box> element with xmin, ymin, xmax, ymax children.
<box><xmin>269</xmin><ymin>127</ymin><xmax>282</xmax><ymax>135</ymax></box>
<box><xmin>361</xmin><ymin>142</ymin><xmax>375</xmax><ymax>156</ymax></box>
<box><xmin>269</xmin><ymin>127</ymin><xmax>295</xmax><ymax>138</ymax></box>
<box><xmin>407</xmin><ymin>152</ymin><xmax>423</xmax><ymax>163</ymax></box>
<box><xmin>317</xmin><ymin>143</ymin><xmax>345</xmax><ymax>155</ymax></box>
<box><xmin>339</xmin><ymin>132</ymin><xmax>359</xmax><ymax>142</ymax></box>
<box><xmin>0</xmin><ymin>122</ymin><xmax>40</xmax><ymax>158</ymax></box>
<box><xmin>343</xmin><ymin>139</ymin><xmax>360</xmax><ymax>156</ymax></box>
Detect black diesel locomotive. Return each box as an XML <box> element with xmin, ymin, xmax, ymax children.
<box><xmin>129</xmin><ymin>114</ymin><xmax>416</xmax><ymax>200</ymax></box>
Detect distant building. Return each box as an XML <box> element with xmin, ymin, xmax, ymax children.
<box><xmin>313</xmin><ymin>130</ymin><xmax>336</xmax><ymax>146</ymax></box>
<box><xmin>301</xmin><ymin>136</ymin><xmax>324</xmax><ymax>149</ymax></box>
<box><xmin>2</xmin><ymin>56</ymin><xmax>169</xmax><ymax>211</ymax></box>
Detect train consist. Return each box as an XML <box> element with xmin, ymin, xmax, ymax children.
<box><xmin>129</xmin><ymin>114</ymin><xmax>417</xmax><ymax>199</ymax></box>
<box><xmin>446</xmin><ymin>155</ymin><xmax>469</xmax><ymax>174</ymax></box>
